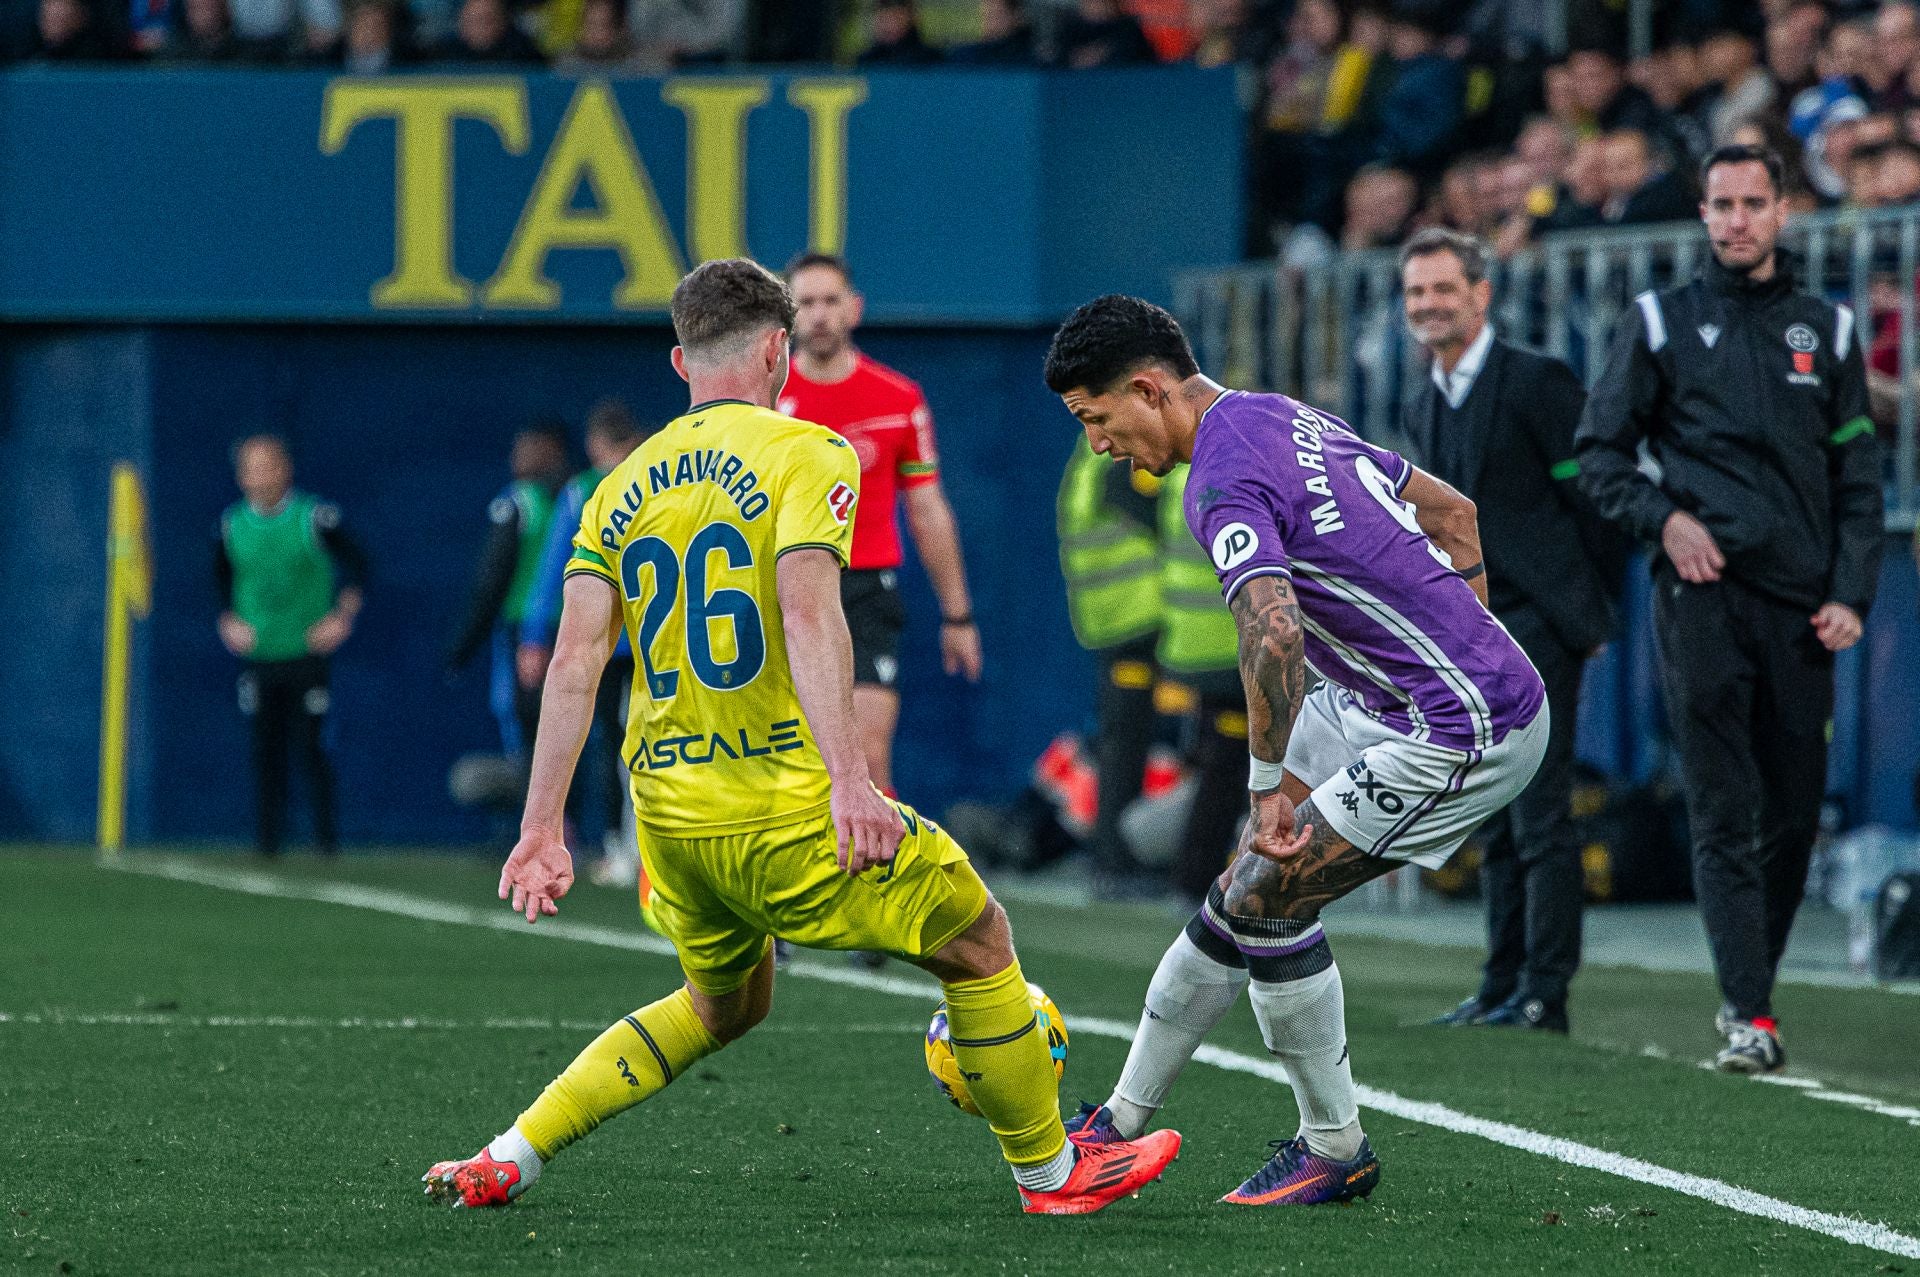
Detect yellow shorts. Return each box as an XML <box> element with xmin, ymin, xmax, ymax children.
<box><xmin>640</xmin><ymin>801</ymin><xmax>989</xmax><ymax>997</ymax></box>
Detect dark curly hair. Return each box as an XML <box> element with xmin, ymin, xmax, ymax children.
<box><xmin>1043</xmin><ymin>294</ymin><xmax>1200</xmax><ymax>395</ymax></box>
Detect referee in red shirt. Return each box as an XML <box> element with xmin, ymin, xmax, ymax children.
<box><xmin>780</xmin><ymin>253</ymin><xmax>983</xmax><ymax>794</ymax></box>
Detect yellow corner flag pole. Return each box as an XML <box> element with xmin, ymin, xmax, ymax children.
<box><xmin>98</xmin><ymin>463</ymin><xmax>153</xmax><ymax>859</ymax></box>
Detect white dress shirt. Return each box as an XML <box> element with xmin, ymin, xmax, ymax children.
<box><xmin>1431</xmin><ymin>322</ymin><xmax>1496</xmax><ymax>410</ymax></box>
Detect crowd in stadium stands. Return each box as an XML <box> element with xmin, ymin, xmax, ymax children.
<box><xmin>6</xmin><ymin>0</ymin><xmax>1920</xmax><ymax>249</ymax></box>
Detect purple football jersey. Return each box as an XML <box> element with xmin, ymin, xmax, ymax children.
<box><xmin>1184</xmin><ymin>390</ymin><xmax>1544</xmax><ymax>751</ymax></box>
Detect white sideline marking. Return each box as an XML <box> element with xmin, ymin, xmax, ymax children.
<box><xmin>114</xmin><ymin>857</ymin><xmax>1920</xmax><ymax>1261</ymax></box>
<box><xmin>0</xmin><ymin>1010</ymin><xmax>920</xmax><ymax>1035</ymax></box>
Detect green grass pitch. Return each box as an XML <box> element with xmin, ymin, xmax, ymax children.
<box><xmin>5</xmin><ymin>847</ymin><xmax>1918</xmax><ymax>1275</ymax></box>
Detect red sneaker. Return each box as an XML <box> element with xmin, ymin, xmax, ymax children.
<box><xmin>1018</xmin><ymin>1129</ymin><xmax>1182</xmax><ymax>1215</ymax></box>
<box><xmin>421</xmin><ymin>1147</ymin><xmax>526</xmax><ymax>1208</ymax></box>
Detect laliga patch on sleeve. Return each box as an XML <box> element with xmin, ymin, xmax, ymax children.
<box><xmin>827</xmin><ymin>481</ymin><xmax>857</xmax><ymax>525</ymax></box>
<box><xmin>1212</xmin><ymin>521</ymin><xmax>1258</xmax><ymax>571</ymax></box>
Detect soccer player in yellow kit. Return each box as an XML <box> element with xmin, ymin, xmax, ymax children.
<box><xmin>422</xmin><ymin>259</ymin><xmax>1179</xmax><ymax>1216</ymax></box>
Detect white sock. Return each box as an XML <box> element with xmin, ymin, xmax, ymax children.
<box><xmin>1247</xmin><ymin>962</ymin><xmax>1364</xmax><ymax>1161</ymax></box>
<box><xmin>1107</xmin><ymin>931</ymin><xmax>1249</xmax><ymax>1138</ymax></box>
<box><xmin>488</xmin><ymin>1125</ymin><xmax>545</xmax><ymax>1193</ymax></box>
<box><xmin>1010</xmin><ymin>1142</ymin><xmax>1076</xmax><ymax>1193</ymax></box>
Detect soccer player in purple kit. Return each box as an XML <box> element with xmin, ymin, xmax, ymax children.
<box><xmin>1044</xmin><ymin>295</ymin><xmax>1549</xmax><ymax>1205</ymax></box>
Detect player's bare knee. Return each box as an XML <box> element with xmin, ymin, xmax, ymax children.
<box><xmin>692</xmin><ymin>987</ymin><xmax>768</xmax><ymax>1045</ymax></box>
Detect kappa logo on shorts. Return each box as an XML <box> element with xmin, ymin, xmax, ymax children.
<box><xmin>1211</xmin><ymin>522</ymin><xmax>1259</xmax><ymax>571</ymax></box>
<box><xmin>826</xmin><ymin>481</ymin><xmax>857</xmax><ymax>525</ymax></box>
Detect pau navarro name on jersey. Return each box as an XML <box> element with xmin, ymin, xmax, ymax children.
<box><xmin>594</xmin><ymin>447</ymin><xmax>771</xmax><ymax>554</ymax></box>
<box><xmin>627</xmin><ymin>718</ymin><xmax>807</xmax><ymax>772</ymax></box>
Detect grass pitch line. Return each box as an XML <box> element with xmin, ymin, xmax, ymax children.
<box><xmin>0</xmin><ymin>1010</ymin><xmax>923</xmax><ymax>1035</ymax></box>
<box><xmin>116</xmin><ymin>855</ymin><xmax>1920</xmax><ymax>1262</ymax></box>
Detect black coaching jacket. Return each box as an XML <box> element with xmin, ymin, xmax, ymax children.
<box><xmin>1403</xmin><ymin>336</ymin><xmax>1627</xmax><ymax>655</ymax></box>
<box><xmin>1574</xmin><ymin>252</ymin><xmax>1884</xmax><ymax>615</ymax></box>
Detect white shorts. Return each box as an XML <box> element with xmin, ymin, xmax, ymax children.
<box><xmin>1281</xmin><ymin>685</ymin><xmax>1549</xmax><ymax>871</ymax></box>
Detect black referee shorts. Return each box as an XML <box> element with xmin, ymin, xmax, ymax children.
<box><xmin>841</xmin><ymin>568</ymin><xmax>906</xmax><ymax>689</ymax></box>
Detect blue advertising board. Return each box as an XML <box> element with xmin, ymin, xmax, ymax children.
<box><xmin>0</xmin><ymin>67</ymin><xmax>1242</xmax><ymax>325</ymax></box>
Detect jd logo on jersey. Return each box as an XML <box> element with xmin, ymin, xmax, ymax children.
<box><xmin>1211</xmin><ymin>522</ymin><xmax>1258</xmax><ymax>571</ymax></box>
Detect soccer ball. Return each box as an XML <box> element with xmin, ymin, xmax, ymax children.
<box><xmin>924</xmin><ymin>982</ymin><xmax>1068</xmax><ymax>1116</ymax></box>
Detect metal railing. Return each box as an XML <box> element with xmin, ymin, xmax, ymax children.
<box><xmin>1172</xmin><ymin>205</ymin><xmax>1920</xmax><ymax>530</ymax></box>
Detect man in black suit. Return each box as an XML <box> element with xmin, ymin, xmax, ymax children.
<box><xmin>1398</xmin><ymin>228</ymin><xmax>1626</xmax><ymax>1032</ymax></box>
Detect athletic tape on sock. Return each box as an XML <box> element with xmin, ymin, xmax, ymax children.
<box><xmin>1222</xmin><ymin>905</ymin><xmax>1333</xmax><ymax>983</ymax></box>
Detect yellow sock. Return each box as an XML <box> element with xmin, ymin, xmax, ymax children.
<box><xmin>941</xmin><ymin>961</ymin><xmax>1069</xmax><ymax>1167</ymax></box>
<box><xmin>515</xmin><ymin>987</ymin><xmax>720</xmax><ymax>1160</ymax></box>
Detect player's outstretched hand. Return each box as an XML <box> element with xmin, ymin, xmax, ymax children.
<box><xmin>1811</xmin><ymin>602</ymin><xmax>1863</xmax><ymax>652</ymax></box>
<box><xmin>1241</xmin><ymin>787</ymin><xmax>1312</xmax><ymax>863</ymax></box>
<box><xmin>833</xmin><ymin>780</ymin><xmax>905</xmax><ymax>877</ymax></box>
<box><xmin>499</xmin><ymin>826</ymin><xmax>574</xmax><ymax>923</ymax></box>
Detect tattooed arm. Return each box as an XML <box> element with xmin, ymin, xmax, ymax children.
<box><xmin>1232</xmin><ymin>573</ymin><xmax>1308</xmax><ymax>768</ymax></box>
<box><xmin>1230</xmin><ymin>573</ymin><xmax>1315</xmax><ymax>861</ymax></box>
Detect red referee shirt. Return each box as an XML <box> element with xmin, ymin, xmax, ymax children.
<box><xmin>778</xmin><ymin>352</ymin><xmax>939</xmax><ymax>571</ymax></box>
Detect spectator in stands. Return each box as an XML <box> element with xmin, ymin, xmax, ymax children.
<box><xmin>1257</xmin><ymin>0</ymin><xmax>1339</xmax><ymax>131</ymax></box>
<box><xmin>131</xmin><ymin>0</ymin><xmax>173</xmax><ymax>51</ymax></box>
<box><xmin>1370</xmin><ymin>11</ymin><xmax>1464</xmax><ymax>178</ymax></box>
<box><xmin>1543</xmin><ymin>61</ymin><xmax>1584</xmax><ymax>136</ymax></box>
<box><xmin>1431</xmin><ymin>153</ymin><xmax>1493</xmax><ymax>234</ymax></box>
<box><xmin>1536</xmin><ymin>134</ymin><xmax>1609</xmax><ymax>232</ymax></box>
<box><xmin>554</xmin><ymin>0</ymin><xmax>637</xmax><ymax>70</ymax></box>
<box><xmin>1489</xmin><ymin>117</ymin><xmax>1575</xmax><ymax>255</ymax></box>
<box><xmin>1056</xmin><ymin>0</ymin><xmax>1155</xmax><ymax>68</ymax></box>
<box><xmin>1600</xmin><ymin>128</ymin><xmax>1696</xmax><ymax>225</ymax></box>
<box><xmin>1190</xmin><ymin>0</ymin><xmax>1259</xmax><ymax>69</ymax></box>
<box><xmin>1245</xmin><ymin>0</ymin><xmax>1345</xmax><ymax>247</ymax></box>
<box><xmin>160</xmin><ymin>0</ymin><xmax>249</xmax><ymax>59</ymax></box>
<box><xmin>332</xmin><ymin>0</ymin><xmax>405</xmax><ymax>69</ymax></box>
<box><xmin>1700</xmin><ymin>29</ymin><xmax>1776</xmax><ymax>147</ymax></box>
<box><xmin>1853</xmin><ymin>137</ymin><xmax>1920</xmax><ymax>206</ymax></box>
<box><xmin>1514</xmin><ymin>115</ymin><xmax>1574</xmax><ymax>196</ymax></box>
<box><xmin>857</xmin><ymin>0</ymin><xmax>938</xmax><ymax>65</ymax></box>
<box><xmin>1839</xmin><ymin>111</ymin><xmax>1907</xmax><ymax>196</ymax></box>
<box><xmin>1792</xmin><ymin>18</ymin><xmax>1873</xmax><ymax>201</ymax></box>
<box><xmin>1341</xmin><ymin>162</ymin><xmax>1417</xmax><ymax>249</ymax></box>
<box><xmin>1726</xmin><ymin>115</ymin><xmax>1813</xmax><ymax>207</ymax></box>
<box><xmin>1766</xmin><ymin>0</ymin><xmax>1828</xmax><ymax>101</ymax></box>
<box><xmin>226</xmin><ymin>0</ymin><xmax>337</xmax><ymax>57</ymax></box>
<box><xmin>27</xmin><ymin>0</ymin><xmax>120</xmax><ymax>58</ymax></box>
<box><xmin>1870</xmin><ymin>0</ymin><xmax>1920</xmax><ymax>113</ymax></box>
<box><xmin>1631</xmin><ymin>39</ymin><xmax>1713</xmax><ymax>165</ymax></box>
<box><xmin>946</xmin><ymin>0</ymin><xmax>1034</xmax><ymax>65</ymax></box>
<box><xmin>627</xmin><ymin>0</ymin><xmax>743</xmax><ymax>67</ymax></box>
<box><xmin>1568</xmin><ymin>45</ymin><xmax>1666</xmax><ymax>137</ymax></box>
<box><xmin>434</xmin><ymin>0</ymin><xmax>537</xmax><ymax>60</ymax></box>
<box><xmin>1482</xmin><ymin>153</ymin><xmax>1537</xmax><ymax>256</ymax></box>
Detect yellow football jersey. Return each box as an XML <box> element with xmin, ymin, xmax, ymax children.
<box><xmin>566</xmin><ymin>398</ymin><xmax>861</xmax><ymax>836</ymax></box>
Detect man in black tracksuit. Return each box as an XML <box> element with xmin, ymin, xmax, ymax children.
<box><xmin>1576</xmin><ymin>145</ymin><xmax>1884</xmax><ymax>1074</ymax></box>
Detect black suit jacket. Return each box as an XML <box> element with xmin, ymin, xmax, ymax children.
<box><xmin>1404</xmin><ymin>338</ymin><xmax>1627</xmax><ymax>655</ymax></box>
